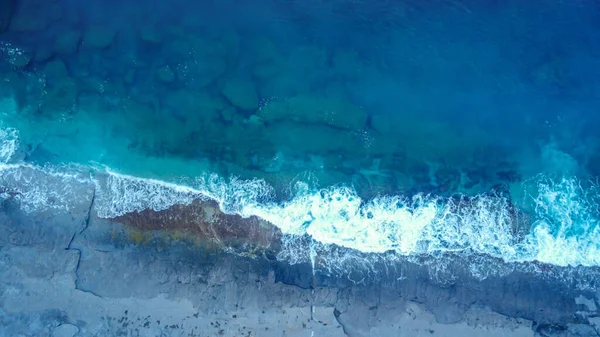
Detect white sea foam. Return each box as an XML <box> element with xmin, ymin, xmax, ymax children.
<box><xmin>245</xmin><ymin>185</ymin><xmax>524</xmax><ymax>263</ymax></box>
<box><xmin>0</xmin><ymin>163</ymin><xmax>92</xmax><ymax>213</ymax></box>
<box><xmin>93</xmin><ymin>169</ymin><xmax>204</xmax><ymax>218</ymax></box>
<box><xmin>0</xmin><ymin>150</ymin><xmax>598</xmax><ymax>269</ymax></box>
<box><xmin>92</xmin><ymin>168</ymin><xmax>275</xmax><ymax>218</ymax></box>
<box><xmin>0</xmin><ymin>125</ymin><xmax>18</xmax><ymax>164</ymax></box>
<box><xmin>528</xmin><ymin>177</ymin><xmax>600</xmax><ymax>266</ymax></box>
<box><xmin>87</xmin><ymin>167</ymin><xmax>600</xmax><ymax>268</ymax></box>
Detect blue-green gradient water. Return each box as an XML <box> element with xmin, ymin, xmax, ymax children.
<box><xmin>1</xmin><ymin>0</ymin><xmax>600</xmax><ymax>273</ymax></box>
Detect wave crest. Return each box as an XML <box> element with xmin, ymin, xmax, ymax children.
<box><xmin>1</xmin><ymin>159</ymin><xmax>599</xmax><ymax>269</ymax></box>
<box><xmin>0</xmin><ymin>125</ymin><xmax>18</xmax><ymax>164</ymax></box>
<box><xmin>94</xmin><ymin>169</ymin><xmax>600</xmax><ymax>268</ymax></box>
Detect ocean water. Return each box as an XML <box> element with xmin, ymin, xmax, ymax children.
<box><xmin>1</xmin><ymin>0</ymin><xmax>600</xmax><ymax>280</ymax></box>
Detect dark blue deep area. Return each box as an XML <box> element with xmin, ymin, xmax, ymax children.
<box><xmin>2</xmin><ymin>0</ymin><xmax>600</xmax><ymax>197</ymax></box>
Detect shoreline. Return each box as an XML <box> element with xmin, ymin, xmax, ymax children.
<box><xmin>0</xmin><ymin>167</ymin><xmax>599</xmax><ymax>336</ymax></box>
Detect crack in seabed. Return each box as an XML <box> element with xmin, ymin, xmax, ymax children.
<box><xmin>65</xmin><ymin>180</ymin><xmax>99</xmax><ymax>298</ymax></box>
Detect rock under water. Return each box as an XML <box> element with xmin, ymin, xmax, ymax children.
<box><xmin>0</xmin><ymin>0</ymin><xmax>15</xmax><ymax>33</ymax></box>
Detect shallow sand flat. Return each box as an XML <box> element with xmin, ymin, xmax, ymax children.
<box><xmin>0</xmin><ymin>168</ymin><xmax>599</xmax><ymax>336</ymax></box>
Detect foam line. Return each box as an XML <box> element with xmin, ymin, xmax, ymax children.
<box><xmin>1</xmin><ymin>123</ymin><xmax>598</xmax><ymax>268</ymax></box>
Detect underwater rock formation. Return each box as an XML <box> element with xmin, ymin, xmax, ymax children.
<box><xmin>82</xmin><ymin>25</ymin><xmax>116</xmax><ymax>50</ymax></box>
<box><xmin>113</xmin><ymin>199</ymin><xmax>282</xmax><ymax>254</ymax></box>
<box><xmin>222</xmin><ymin>78</ymin><xmax>259</xmax><ymax>111</ymax></box>
<box><xmin>257</xmin><ymin>95</ymin><xmax>368</xmax><ymax>130</ymax></box>
<box><xmin>0</xmin><ymin>0</ymin><xmax>15</xmax><ymax>33</ymax></box>
<box><xmin>8</xmin><ymin>0</ymin><xmax>62</xmax><ymax>33</ymax></box>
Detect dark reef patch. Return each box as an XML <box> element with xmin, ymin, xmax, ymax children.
<box><xmin>0</xmin><ymin>0</ymin><xmax>16</xmax><ymax>33</ymax></box>
<box><xmin>112</xmin><ymin>199</ymin><xmax>282</xmax><ymax>254</ymax></box>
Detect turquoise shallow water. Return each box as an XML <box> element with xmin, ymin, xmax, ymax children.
<box><xmin>1</xmin><ymin>0</ymin><xmax>600</xmax><ymax>271</ymax></box>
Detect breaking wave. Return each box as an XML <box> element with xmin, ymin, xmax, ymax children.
<box><xmin>96</xmin><ymin>169</ymin><xmax>600</xmax><ymax>268</ymax></box>
<box><xmin>1</xmin><ymin>143</ymin><xmax>598</xmax><ymax>271</ymax></box>
<box><xmin>1</xmin><ymin>122</ymin><xmax>599</xmax><ymax>271</ymax></box>
<box><xmin>0</xmin><ymin>124</ymin><xmax>18</xmax><ymax>164</ymax></box>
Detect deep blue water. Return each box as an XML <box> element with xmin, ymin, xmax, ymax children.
<box><xmin>1</xmin><ymin>0</ymin><xmax>600</xmax><ymax>270</ymax></box>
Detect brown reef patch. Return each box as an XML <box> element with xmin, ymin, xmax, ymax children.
<box><xmin>112</xmin><ymin>199</ymin><xmax>282</xmax><ymax>253</ymax></box>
